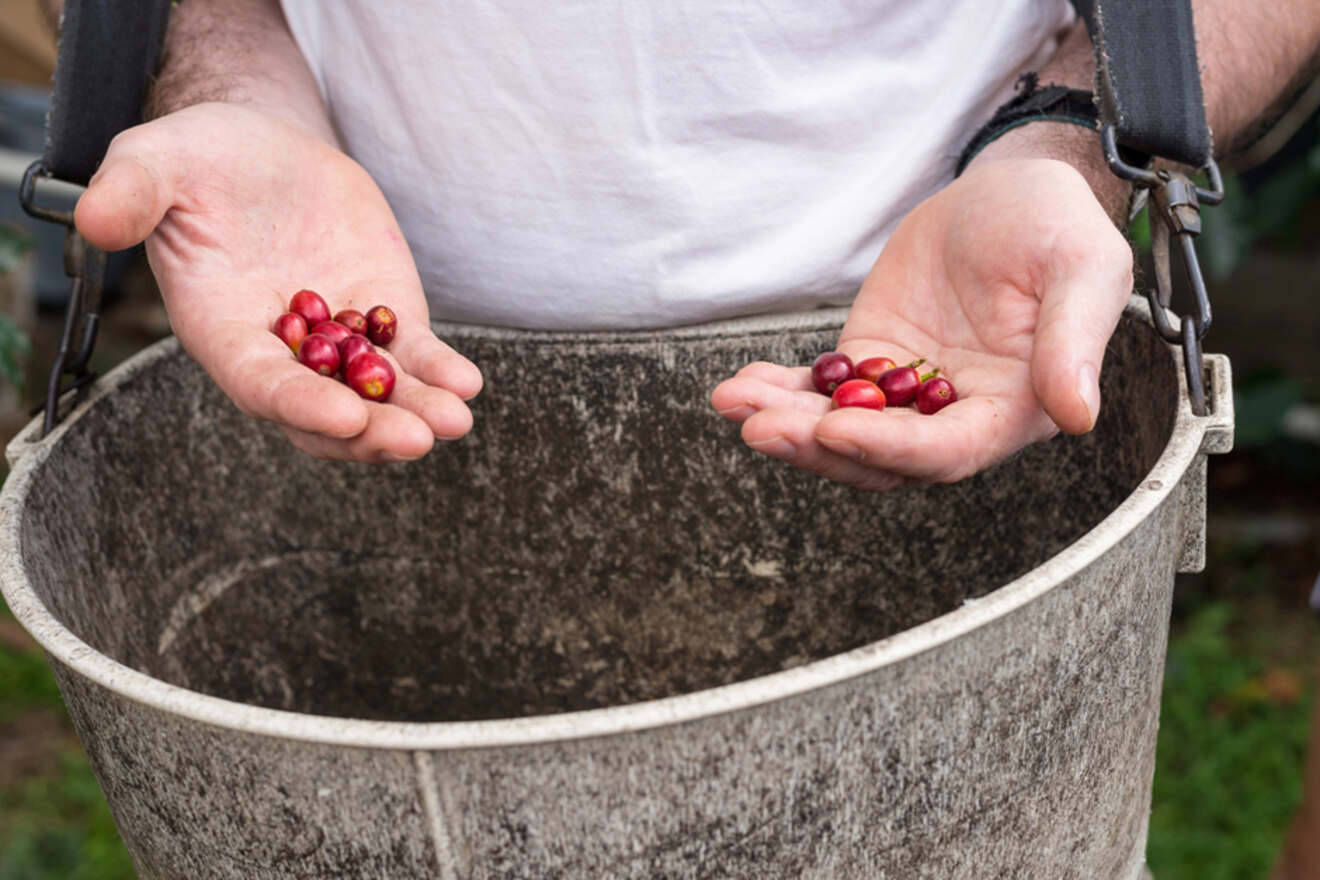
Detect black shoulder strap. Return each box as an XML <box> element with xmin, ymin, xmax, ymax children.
<box><xmin>1071</xmin><ymin>0</ymin><xmax>1222</xmax><ymax>419</ymax></box>
<box><xmin>1069</xmin><ymin>0</ymin><xmax>1213</xmax><ymax>168</ymax></box>
<box><xmin>20</xmin><ymin>0</ymin><xmax>174</xmax><ymax>437</ymax></box>
<box><xmin>44</xmin><ymin>0</ymin><xmax>173</xmax><ymax>186</ymax></box>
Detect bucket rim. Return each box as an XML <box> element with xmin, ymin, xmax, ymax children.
<box><xmin>0</xmin><ymin>299</ymin><xmax>1232</xmax><ymax>751</ymax></box>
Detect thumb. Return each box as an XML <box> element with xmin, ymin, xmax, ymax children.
<box><xmin>73</xmin><ymin>128</ymin><xmax>176</xmax><ymax>252</ymax></box>
<box><xmin>1029</xmin><ymin>250</ymin><xmax>1132</xmax><ymax>435</ymax></box>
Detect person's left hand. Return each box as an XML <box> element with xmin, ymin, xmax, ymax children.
<box><xmin>711</xmin><ymin>156</ymin><xmax>1133</xmax><ymax>491</ymax></box>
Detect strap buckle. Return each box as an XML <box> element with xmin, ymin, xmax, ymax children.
<box><xmin>20</xmin><ymin>159</ymin><xmax>106</xmax><ymax>436</ymax></box>
<box><xmin>1101</xmin><ymin>125</ymin><xmax>1223</xmax><ymax>416</ymax></box>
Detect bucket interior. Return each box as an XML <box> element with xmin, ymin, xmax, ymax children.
<box><xmin>16</xmin><ymin>311</ymin><xmax>1176</xmax><ymax>722</ymax></box>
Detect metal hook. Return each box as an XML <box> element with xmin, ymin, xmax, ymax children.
<box><xmin>1105</xmin><ymin>124</ymin><xmax>1219</xmax><ymax>419</ymax></box>
<box><xmin>40</xmin><ymin>230</ymin><xmax>106</xmax><ymax>437</ymax></box>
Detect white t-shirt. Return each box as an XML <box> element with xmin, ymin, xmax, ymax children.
<box><xmin>281</xmin><ymin>1</ymin><xmax>1072</xmax><ymax>330</ymax></box>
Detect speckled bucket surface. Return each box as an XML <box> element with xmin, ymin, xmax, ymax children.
<box><xmin>0</xmin><ymin>302</ymin><xmax>1232</xmax><ymax>879</ymax></box>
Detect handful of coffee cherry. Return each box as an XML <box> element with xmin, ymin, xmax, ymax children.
<box><xmin>811</xmin><ymin>352</ymin><xmax>957</xmax><ymax>414</ymax></box>
<box><xmin>272</xmin><ymin>289</ymin><xmax>399</xmax><ymax>402</ymax></box>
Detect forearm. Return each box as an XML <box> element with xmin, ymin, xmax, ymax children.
<box><xmin>147</xmin><ymin>0</ymin><xmax>336</xmax><ymax>144</ymax></box>
<box><xmin>970</xmin><ymin>0</ymin><xmax>1320</xmax><ymax>220</ymax></box>
<box><xmin>1194</xmin><ymin>0</ymin><xmax>1320</xmax><ymax>159</ymax></box>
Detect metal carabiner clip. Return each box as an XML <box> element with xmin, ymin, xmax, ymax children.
<box><xmin>20</xmin><ymin>159</ymin><xmax>106</xmax><ymax>436</ymax></box>
<box><xmin>1101</xmin><ymin>126</ymin><xmax>1223</xmax><ymax>417</ymax></box>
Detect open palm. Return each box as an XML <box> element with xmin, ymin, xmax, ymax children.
<box><xmin>712</xmin><ymin>158</ymin><xmax>1133</xmax><ymax>490</ymax></box>
<box><xmin>75</xmin><ymin>103</ymin><xmax>482</xmax><ymax>461</ymax></box>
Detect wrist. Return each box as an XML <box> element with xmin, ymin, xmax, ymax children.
<box><xmin>959</xmin><ymin>20</ymin><xmax>1134</xmax><ymax>228</ymax></box>
<box><xmin>964</xmin><ymin>121</ymin><xmax>1134</xmax><ymax>227</ymax></box>
<box><xmin>146</xmin><ymin>0</ymin><xmax>339</xmax><ymax>147</ymax></box>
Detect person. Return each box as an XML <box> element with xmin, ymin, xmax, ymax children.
<box><xmin>51</xmin><ymin>3</ymin><xmax>1320</xmax><ymax>872</ymax></box>
<box><xmin>70</xmin><ymin>0</ymin><xmax>1320</xmax><ymax>492</ymax></box>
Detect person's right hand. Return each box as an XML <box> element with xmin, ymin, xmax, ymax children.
<box><xmin>74</xmin><ymin>102</ymin><xmax>482</xmax><ymax>462</ymax></box>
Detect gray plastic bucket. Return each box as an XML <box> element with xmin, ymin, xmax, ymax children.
<box><xmin>0</xmin><ymin>300</ymin><xmax>1232</xmax><ymax>879</ymax></box>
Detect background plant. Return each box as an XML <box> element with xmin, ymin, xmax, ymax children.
<box><xmin>0</xmin><ymin>225</ymin><xmax>32</xmax><ymax>394</ymax></box>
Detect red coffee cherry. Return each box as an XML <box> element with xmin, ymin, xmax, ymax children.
<box><xmin>916</xmin><ymin>376</ymin><xmax>958</xmax><ymax>414</ymax></box>
<box><xmin>811</xmin><ymin>352</ymin><xmax>854</xmax><ymax>395</ymax></box>
<box><xmin>333</xmin><ymin>309</ymin><xmax>368</xmax><ymax>335</ymax></box>
<box><xmin>273</xmin><ymin>312</ymin><xmax>308</xmax><ymax>353</ymax></box>
<box><xmin>289</xmin><ymin>289</ymin><xmax>331</xmax><ymax>327</ymax></box>
<box><xmin>365</xmin><ymin>305</ymin><xmax>398</xmax><ymax>346</ymax></box>
<box><xmin>338</xmin><ymin>334</ymin><xmax>375</xmax><ymax>372</ymax></box>
<box><xmin>830</xmin><ymin>379</ymin><xmax>886</xmax><ymax>411</ymax></box>
<box><xmin>297</xmin><ymin>333</ymin><xmax>341</xmax><ymax>377</ymax></box>
<box><xmin>876</xmin><ymin>359</ymin><xmax>927</xmax><ymax>408</ymax></box>
<box><xmin>310</xmin><ymin>320</ymin><xmax>354</xmax><ymax>348</ymax></box>
<box><xmin>344</xmin><ymin>351</ymin><xmax>396</xmax><ymax>402</ymax></box>
<box><xmin>855</xmin><ymin>356</ymin><xmax>897</xmax><ymax>385</ymax></box>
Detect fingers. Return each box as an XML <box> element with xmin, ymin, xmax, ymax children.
<box><xmin>1029</xmin><ymin>229</ymin><xmax>1132</xmax><ymax>435</ymax></box>
<box><xmin>389</xmin><ymin>322</ymin><xmax>484</xmax><ymax>401</ymax></box>
<box><xmin>743</xmin><ymin>392</ymin><xmax>1047</xmax><ymax>485</ymax></box>
<box><xmin>206</xmin><ymin>322</ymin><xmax>372</xmax><ymax>438</ymax></box>
<box><xmin>740</xmin><ymin>413</ymin><xmax>907</xmax><ymax>492</ymax></box>
<box><xmin>74</xmin><ymin>128</ymin><xmax>177</xmax><ymax>252</ymax></box>
<box><xmin>810</xmin><ymin>396</ymin><xmax>1036</xmax><ymax>481</ymax></box>
<box><xmin>363</xmin><ymin>345</ymin><xmax>475</xmax><ymax>441</ymax></box>
<box><xmin>730</xmin><ymin>361</ymin><xmax>814</xmax><ymax>392</ymax></box>
<box><xmin>188</xmin><ymin>321</ymin><xmax>476</xmax><ymax>461</ymax></box>
<box><xmin>710</xmin><ymin>362</ymin><xmax>823</xmax><ymax>422</ymax></box>
<box><xmin>260</xmin><ymin>363</ymin><xmax>471</xmax><ymax>463</ymax></box>
<box><xmin>328</xmin><ymin>315</ymin><xmax>481</xmax><ymax>448</ymax></box>
<box><xmin>388</xmin><ymin>374</ymin><xmax>474</xmax><ymax>440</ymax></box>
<box><xmin>278</xmin><ymin>404</ymin><xmax>437</xmax><ymax>462</ymax></box>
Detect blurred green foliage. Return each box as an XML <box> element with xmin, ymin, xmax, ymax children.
<box><xmin>0</xmin><ymin>225</ymin><xmax>32</xmax><ymax>394</ymax></box>
<box><xmin>1227</xmin><ymin>372</ymin><xmax>1320</xmax><ymax>482</ymax></box>
<box><xmin>0</xmin><ymin>224</ymin><xmax>33</xmax><ymax>396</ymax></box>
<box><xmin>0</xmin><ymin>600</ymin><xmax>134</xmax><ymax>879</ymax></box>
<box><xmin>1233</xmin><ymin>375</ymin><xmax>1306</xmax><ymax>449</ymax></box>
<box><xmin>1204</xmin><ymin>137</ymin><xmax>1320</xmax><ymax>279</ymax></box>
<box><xmin>0</xmin><ymin>641</ymin><xmax>62</xmax><ymax>724</ymax></box>
<box><xmin>0</xmin><ymin>316</ymin><xmax>30</xmax><ymax>397</ymax></box>
<box><xmin>0</xmin><ymin>752</ymin><xmax>136</xmax><ymax>880</ymax></box>
<box><xmin>0</xmin><ymin>599</ymin><xmax>61</xmax><ymax>724</ymax></box>
<box><xmin>1148</xmin><ymin>603</ymin><xmax>1314</xmax><ymax>880</ymax></box>
<box><xmin>0</xmin><ymin>226</ymin><xmax>30</xmax><ymax>276</ymax></box>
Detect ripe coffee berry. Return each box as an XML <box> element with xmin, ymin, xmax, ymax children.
<box><xmin>273</xmin><ymin>312</ymin><xmax>308</xmax><ymax>353</ymax></box>
<box><xmin>298</xmin><ymin>333</ymin><xmax>341</xmax><ymax>377</ymax></box>
<box><xmin>916</xmin><ymin>376</ymin><xmax>958</xmax><ymax>414</ymax></box>
<box><xmin>811</xmin><ymin>352</ymin><xmax>854</xmax><ymax>395</ymax></box>
<box><xmin>289</xmin><ymin>289</ymin><xmax>331</xmax><ymax>327</ymax></box>
<box><xmin>876</xmin><ymin>359</ymin><xmax>927</xmax><ymax>408</ymax></box>
<box><xmin>310</xmin><ymin>320</ymin><xmax>354</xmax><ymax>348</ymax></box>
<box><xmin>365</xmin><ymin>305</ymin><xmax>398</xmax><ymax>346</ymax></box>
<box><xmin>831</xmin><ymin>379</ymin><xmax>886</xmax><ymax>410</ymax></box>
<box><xmin>333</xmin><ymin>309</ymin><xmax>368</xmax><ymax>335</ymax></box>
<box><xmin>855</xmin><ymin>356</ymin><xmax>897</xmax><ymax>384</ymax></box>
<box><xmin>284</xmin><ymin>291</ymin><xmax>403</xmax><ymax>400</ymax></box>
<box><xmin>338</xmin><ymin>334</ymin><xmax>375</xmax><ymax>371</ymax></box>
<box><xmin>344</xmin><ymin>351</ymin><xmax>396</xmax><ymax>402</ymax></box>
